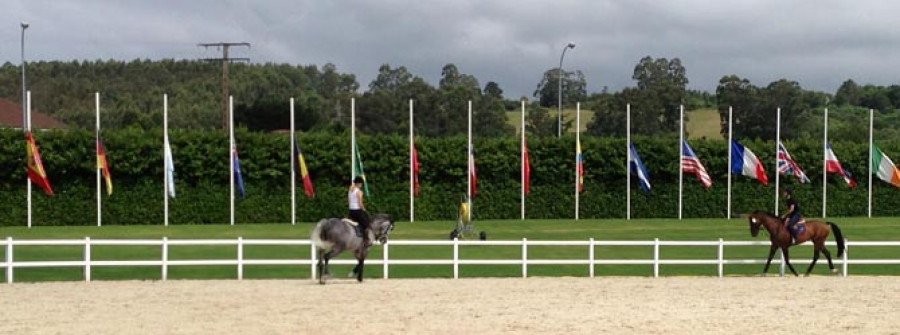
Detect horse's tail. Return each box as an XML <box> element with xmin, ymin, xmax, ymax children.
<box><xmin>828</xmin><ymin>222</ymin><xmax>845</xmax><ymax>258</ymax></box>
<box><xmin>310</xmin><ymin>219</ymin><xmax>333</xmax><ymax>250</ymax></box>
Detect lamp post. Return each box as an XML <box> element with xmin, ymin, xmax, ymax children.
<box><xmin>21</xmin><ymin>22</ymin><xmax>29</xmax><ymax>130</ymax></box>
<box><xmin>557</xmin><ymin>42</ymin><xmax>575</xmax><ymax>137</ymax></box>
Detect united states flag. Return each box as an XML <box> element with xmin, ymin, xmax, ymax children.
<box><xmin>777</xmin><ymin>142</ymin><xmax>810</xmax><ymax>183</ymax></box>
<box><xmin>681</xmin><ymin>141</ymin><xmax>712</xmax><ymax>188</ymax></box>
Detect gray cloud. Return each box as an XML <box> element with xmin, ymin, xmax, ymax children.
<box><xmin>3</xmin><ymin>0</ymin><xmax>900</xmax><ymax>98</ymax></box>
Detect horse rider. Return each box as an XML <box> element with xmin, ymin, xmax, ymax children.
<box><xmin>348</xmin><ymin>176</ymin><xmax>371</xmax><ymax>247</ymax></box>
<box><xmin>781</xmin><ymin>188</ymin><xmax>801</xmax><ymax>244</ymax></box>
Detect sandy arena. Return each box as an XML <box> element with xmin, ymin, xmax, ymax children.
<box><xmin>2</xmin><ymin>276</ymin><xmax>898</xmax><ymax>334</ymax></box>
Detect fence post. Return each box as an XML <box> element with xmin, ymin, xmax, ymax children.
<box><xmin>6</xmin><ymin>237</ymin><xmax>12</xmax><ymax>284</ymax></box>
<box><xmin>522</xmin><ymin>238</ymin><xmax>528</xmax><ymax>278</ymax></box>
<box><xmin>162</xmin><ymin>237</ymin><xmax>168</xmax><ymax>280</ymax></box>
<box><xmin>84</xmin><ymin>237</ymin><xmax>91</xmax><ymax>282</ymax></box>
<box><xmin>842</xmin><ymin>239</ymin><xmax>849</xmax><ymax>277</ymax></box>
<box><xmin>588</xmin><ymin>238</ymin><xmax>595</xmax><ymax>278</ymax></box>
<box><xmin>453</xmin><ymin>238</ymin><xmax>459</xmax><ymax>279</ymax></box>
<box><xmin>237</xmin><ymin>237</ymin><xmax>244</xmax><ymax>280</ymax></box>
<box><xmin>383</xmin><ymin>241</ymin><xmax>389</xmax><ymax>279</ymax></box>
<box><xmin>653</xmin><ymin>238</ymin><xmax>659</xmax><ymax>278</ymax></box>
<box><xmin>717</xmin><ymin>238</ymin><xmax>724</xmax><ymax>278</ymax></box>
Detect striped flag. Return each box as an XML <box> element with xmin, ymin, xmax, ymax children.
<box><xmin>233</xmin><ymin>147</ymin><xmax>245</xmax><ymax>198</ymax></box>
<box><xmin>26</xmin><ymin>131</ymin><xmax>54</xmax><ymax>196</ymax></box>
<box><xmin>731</xmin><ymin>140</ymin><xmax>768</xmax><ymax>185</ymax></box>
<box><xmin>777</xmin><ymin>142</ymin><xmax>810</xmax><ymax>183</ymax></box>
<box><xmin>681</xmin><ymin>140</ymin><xmax>712</xmax><ymax>188</ymax></box>
<box><xmin>97</xmin><ymin>136</ymin><xmax>113</xmax><ymax>195</ymax></box>
<box><xmin>523</xmin><ymin>137</ymin><xmax>530</xmax><ymax>195</ymax></box>
<box><xmin>576</xmin><ymin>138</ymin><xmax>584</xmax><ymax>193</ymax></box>
<box><xmin>164</xmin><ymin>136</ymin><xmax>175</xmax><ymax>198</ymax></box>
<box><xmin>872</xmin><ymin>145</ymin><xmax>900</xmax><ymax>188</ymax></box>
<box><xmin>469</xmin><ymin>148</ymin><xmax>477</xmax><ymax>197</ymax></box>
<box><xmin>628</xmin><ymin>142</ymin><xmax>651</xmax><ymax>193</ymax></box>
<box><xmin>825</xmin><ymin>143</ymin><xmax>856</xmax><ymax>188</ymax></box>
<box><xmin>294</xmin><ymin>138</ymin><xmax>315</xmax><ymax>198</ymax></box>
<box><xmin>352</xmin><ymin>138</ymin><xmax>370</xmax><ymax>196</ymax></box>
<box><xmin>412</xmin><ymin>144</ymin><xmax>420</xmax><ymax>196</ymax></box>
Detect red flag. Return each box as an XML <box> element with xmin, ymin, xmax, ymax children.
<box><xmin>523</xmin><ymin>137</ymin><xmax>530</xmax><ymax>195</ymax></box>
<box><xmin>469</xmin><ymin>149</ymin><xmax>477</xmax><ymax>197</ymax></box>
<box><xmin>26</xmin><ymin>131</ymin><xmax>54</xmax><ymax>196</ymax></box>
<box><xmin>294</xmin><ymin>138</ymin><xmax>315</xmax><ymax>198</ymax></box>
<box><xmin>97</xmin><ymin>137</ymin><xmax>113</xmax><ymax>195</ymax></box>
<box><xmin>412</xmin><ymin>145</ymin><xmax>420</xmax><ymax>196</ymax></box>
<box><xmin>576</xmin><ymin>138</ymin><xmax>584</xmax><ymax>193</ymax></box>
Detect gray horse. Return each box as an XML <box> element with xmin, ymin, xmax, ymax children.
<box><xmin>311</xmin><ymin>213</ymin><xmax>394</xmax><ymax>284</ymax></box>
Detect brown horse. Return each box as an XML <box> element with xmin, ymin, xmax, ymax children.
<box><xmin>748</xmin><ymin>211</ymin><xmax>845</xmax><ymax>276</ymax></box>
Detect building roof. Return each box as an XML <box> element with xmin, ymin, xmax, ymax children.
<box><xmin>0</xmin><ymin>98</ymin><xmax>67</xmax><ymax>129</ymax></box>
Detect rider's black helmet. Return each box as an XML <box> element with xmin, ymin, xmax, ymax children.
<box><xmin>353</xmin><ymin>176</ymin><xmax>364</xmax><ymax>184</ymax></box>
<box><xmin>783</xmin><ymin>187</ymin><xmax>793</xmax><ymax>195</ymax></box>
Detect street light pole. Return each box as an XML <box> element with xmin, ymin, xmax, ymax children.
<box><xmin>21</xmin><ymin>22</ymin><xmax>29</xmax><ymax>130</ymax></box>
<box><xmin>557</xmin><ymin>42</ymin><xmax>575</xmax><ymax>137</ymax></box>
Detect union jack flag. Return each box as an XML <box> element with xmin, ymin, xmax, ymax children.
<box><xmin>777</xmin><ymin>142</ymin><xmax>810</xmax><ymax>183</ymax></box>
<box><xmin>681</xmin><ymin>141</ymin><xmax>712</xmax><ymax>188</ymax></box>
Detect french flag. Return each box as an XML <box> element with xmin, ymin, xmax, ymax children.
<box><xmin>730</xmin><ymin>140</ymin><xmax>768</xmax><ymax>185</ymax></box>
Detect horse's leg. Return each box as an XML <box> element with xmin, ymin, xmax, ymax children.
<box><xmin>317</xmin><ymin>248</ymin><xmax>326</xmax><ymax>285</ymax></box>
<box><xmin>820</xmin><ymin>246</ymin><xmax>837</xmax><ymax>274</ymax></box>
<box><xmin>355</xmin><ymin>257</ymin><xmax>365</xmax><ymax>282</ymax></box>
<box><xmin>805</xmin><ymin>244</ymin><xmax>822</xmax><ymax>277</ymax></box>
<box><xmin>781</xmin><ymin>247</ymin><xmax>799</xmax><ymax>276</ymax></box>
<box><xmin>762</xmin><ymin>245</ymin><xmax>778</xmax><ymax>275</ymax></box>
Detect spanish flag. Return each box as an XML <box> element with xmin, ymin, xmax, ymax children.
<box><xmin>26</xmin><ymin>131</ymin><xmax>54</xmax><ymax>196</ymax></box>
<box><xmin>97</xmin><ymin>136</ymin><xmax>112</xmax><ymax>195</ymax></box>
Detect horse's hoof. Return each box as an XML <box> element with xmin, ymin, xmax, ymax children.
<box><xmin>831</xmin><ymin>269</ymin><xmax>840</xmax><ymax>275</ymax></box>
<box><xmin>759</xmin><ymin>273</ymin><xmax>767</xmax><ymax>277</ymax></box>
<box><xmin>348</xmin><ymin>271</ymin><xmax>358</xmax><ymax>278</ymax></box>
<box><xmin>804</xmin><ymin>273</ymin><xmax>810</xmax><ymax>277</ymax></box>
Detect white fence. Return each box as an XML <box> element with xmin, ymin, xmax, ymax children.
<box><xmin>3</xmin><ymin>237</ymin><xmax>900</xmax><ymax>283</ymax></box>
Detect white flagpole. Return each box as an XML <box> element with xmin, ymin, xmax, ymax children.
<box><xmin>678</xmin><ymin>105</ymin><xmax>684</xmax><ymax>220</ymax></box>
<box><xmin>727</xmin><ymin>106</ymin><xmax>733</xmax><ymax>220</ymax></box>
<box><xmin>229</xmin><ymin>96</ymin><xmax>235</xmax><ymax>226</ymax></box>
<box><xmin>775</xmin><ymin>108</ymin><xmax>781</xmax><ymax>215</ymax></box>
<box><xmin>626</xmin><ymin>103</ymin><xmax>631</xmax><ymax>220</ymax></box>
<box><xmin>409</xmin><ymin>99</ymin><xmax>415</xmax><ymax>222</ymax></box>
<box><xmin>467</xmin><ymin>100</ymin><xmax>472</xmax><ymax>224</ymax></box>
<box><xmin>351</xmin><ymin>98</ymin><xmax>355</xmax><ymax>183</ymax></box>
<box><xmin>575</xmin><ymin>102</ymin><xmax>581</xmax><ymax>220</ymax></box>
<box><xmin>163</xmin><ymin>94</ymin><xmax>169</xmax><ymax>226</ymax></box>
<box><xmin>96</xmin><ymin>92</ymin><xmax>102</xmax><ymax>227</ymax></box>
<box><xmin>868</xmin><ymin>108</ymin><xmax>874</xmax><ymax>218</ymax></box>
<box><xmin>521</xmin><ymin>100</ymin><xmax>525</xmax><ymax>221</ymax></box>
<box><xmin>26</xmin><ymin>91</ymin><xmax>32</xmax><ymax>229</ymax></box>
<box><xmin>290</xmin><ymin>98</ymin><xmax>296</xmax><ymax>225</ymax></box>
<box><xmin>822</xmin><ymin>108</ymin><xmax>828</xmax><ymax>218</ymax></box>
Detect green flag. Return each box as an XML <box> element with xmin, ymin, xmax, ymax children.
<box><xmin>353</xmin><ymin>139</ymin><xmax>370</xmax><ymax>196</ymax></box>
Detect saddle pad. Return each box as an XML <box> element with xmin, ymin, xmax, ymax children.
<box><xmin>341</xmin><ymin>218</ymin><xmax>358</xmax><ymax>227</ymax></box>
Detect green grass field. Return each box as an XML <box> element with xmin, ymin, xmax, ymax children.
<box><xmin>1</xmin><ymin>217</ymin><xmax>897</xmax><ymax>282</ymax></box>
<box><xmin>506</xmin><ymin>107</ymin><xmax>722</xmax><ymax>139</ymax></box>
<box><xmin>507</xmin><ymin>108</ymin><xmax>595</xmax><ymax>134</ymax></box>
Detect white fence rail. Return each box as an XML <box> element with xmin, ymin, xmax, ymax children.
<box><xmin>3</xmin><ymin>237</ymin><xmax>900</xmax><ymax>283</ymax></box>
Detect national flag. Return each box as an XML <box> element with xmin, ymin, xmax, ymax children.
<box><xmin>777</xmin><ymin>141</ymin><xmax>810</xmax><ymax>183</ymax></box>
<box><xmin>25</xmin><ymin>131</ymin><xmax>54</xmax><ymax>196</ymax></box>
<box><xmin>576</xmin><ymin>138</ymin><xmax>584</xmax><ymax>193</ymax></box>
<box><xmin>681</xmin><ymin>140</ymin><xmax>712</xmax><ymax>188</ymax></box>
<box><xmin>164</xmin><ymin>136</ymin><xmax>175</xmax><ymax>198</ymax></box>
<box><xmin>523</xmin><ymin>137</ymin><xmax>530</xmax><ymax>195</ymax></box>
<box><xmin>233</xmin><ymin>147</ymin><xmax>245</xmax><ymax>198</ymax></box>
<box><xmin>825</xmin><ymin>143</ymin><xmax>856</xmax><ymax>188</ymax></box>
<box><xmin>469</xmin><ymin>148</ymin><xmax>477</xmax><ymax>197</ymax></box>
<box><xmin>97</xmin><ymin>136</ymin><xmax>112</xmax><ymax>195</ymax></box>
<box><xmin>352</xmin><ymin>138</ymin><xmax>370</xmax><ymax>196</ymax></box>
<box><xmin>872</xmin><ymin>145</ymin><xmax>900</xmax><ymax>188</ymax></box>
<box><xmin>628</xmin><ymin>142</ymin><xmax>651</xmax><ymax>192</ymax></box>
<box><xmin>730</xmin><ymin>140</ymin><xmax>768</xmax><ymax>185</ymax></box>
<box><xmin>412</xmin><ymin>144</ymin><xmax>420</xmax><ymax>197</ymax></box>
<box><xmin>294</xmin><ymin>138</ymin><xmax>315</xmax><ymax>198</ymax></box>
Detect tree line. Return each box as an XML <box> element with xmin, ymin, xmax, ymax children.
<box><xmin>0</xmin><ymin>58</ymin><xmax>898</xmax><ymax>141</ymax></box>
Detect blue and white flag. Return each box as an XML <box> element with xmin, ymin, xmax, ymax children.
<box><xmin>164</xmin><ymin>136</ymin><xmax>176</xmax><ymax>198</ymax></box>
<box><xmin>233</xmin><ymin>147</ymin><xmax>245</xmax><ymax>198</ymax></box>
<box><xmin>629</xmin><ymin>142</ymin><xmax>651</xmax><ymax>193</ymax></box>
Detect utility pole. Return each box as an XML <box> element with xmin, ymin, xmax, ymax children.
<box><xmin>198</xmin><ymin>42</ymin><xmax>250</xmax><ymax>129</ymax></box>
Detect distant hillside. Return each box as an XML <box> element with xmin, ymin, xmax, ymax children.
<box><xmin>686</xmin><ymin>108</ymin><xmax>723</xmax><ymax>140</ymax></box>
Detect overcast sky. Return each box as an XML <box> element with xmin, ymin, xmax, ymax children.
<box><xmin>3</xmin><ymin>0</ymin><xmax>900</xmax><ymax>99</ymax></box>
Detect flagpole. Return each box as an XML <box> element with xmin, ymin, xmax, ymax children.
<box><xmin>229</xmin><ymin>95</ymin><xmax>235</xmax><ymax>226</ymax></box>
<box><xmin>351</xmin><ymin>98</ymin><xmax>355</xmax><ymax>183</ymax></box>
<box><xmin>409</xmin><ymin>99</ymin><xmax>415</xmax><ymax>222</ymax></box>
<box><xmin>775</xmin><ymin>107</ymin><xmax>781</xmax><ymax>215</ymax></box>
<box><xmin>163</xmin><ymin>94</ymin><xmax>169</xmax><ymax>226</ymax></box>
<box><xmin>822</xmin><ymin>108</ymin><xmax>828</xmax><ymax>218</ymax></box>
<box><xmin>26</xmin><ymin>91</ymin><xmax>32</xmax><ymax>228</ymax></box>
<box><xmin>290</xmin><ymin>98</ymin><xmax>296</xmax><ymax>225</ymax></box>
<box><xmin>626</xmin><ymin>103</ymin><xmax>631</xmax><ymax>220</ymax></box>
<box><xmin>575</xmin><ymin>102</ymin><xmax>580</xmax><ymax>220</ymax></box>
<box><xmin>868</xmin><ymin>108</ymin><xmax>874</xmax><ymax>218</ymax></box>
<box><xmin>678</xmin><ymin>105</ymin><xmax>684</xmax><ymax>220</ymax></box>
<box><xmin>727</xmin><ymin>106</ymin><xmax>733</xmax><ymax>220</ymax></box>
<box><xmin>521</xmin><ymin>100</ymin><xmax>525</xmax><ymax>221</ymax></box>
<box><xmin>467</xmin><ymin>100</ymin><xmax>472</xmax><ymax>224</ymax></box>
<box><xmin>96</xmin><ymin>92</ymin><xmax>102</xmax><ymax>227</ymax></box>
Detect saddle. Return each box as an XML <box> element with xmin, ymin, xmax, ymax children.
<box><xmin>341</xmin><ymin>218</ymin><xmax>366</xmax><ymax>238</ymax></box>
<box><xmin>787</xmin><ymin>220</ymin><xmax>807</xmax><ymax>235</ymax></box>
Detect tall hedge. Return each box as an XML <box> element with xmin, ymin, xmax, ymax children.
<box><xmin>1</xmin><ymin>128</ymin><xmax>898</xmax><ymax>226</ymax></box>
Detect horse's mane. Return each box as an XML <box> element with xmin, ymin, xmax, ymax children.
<box><xmin>752</xmin><ymin>210</ymin><xmax>779</xmax><ymax>220</ymax></box>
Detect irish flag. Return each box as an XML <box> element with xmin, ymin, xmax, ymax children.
<box><xmin>872</xmin><ymin>145</ymin><xmax>900</xmax><ymax>188</ymax></box>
